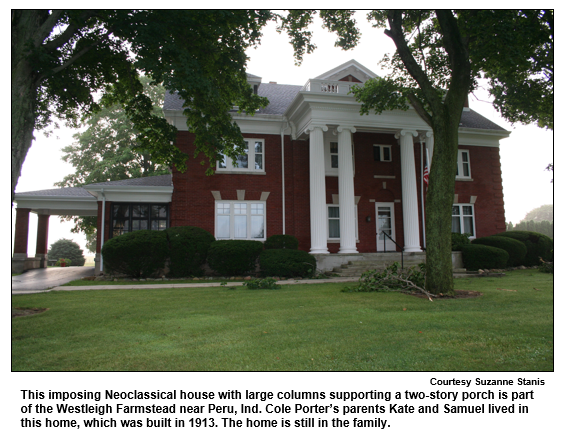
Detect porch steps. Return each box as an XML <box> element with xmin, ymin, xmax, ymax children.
<box><xmin>330</xmin><ymin>253</ymin><xmax>426</xmax><ymax>277</ymax></box>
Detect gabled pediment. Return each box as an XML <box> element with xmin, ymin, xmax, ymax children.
<box><xmin>314</xmin><ymin>59</ymin><xmax>378</xmax><ymax>83</ymax></box>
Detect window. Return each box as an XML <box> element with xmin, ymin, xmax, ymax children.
<box><xmin>111</xmin><ymin>203</ymin><xmax>168</xmax><ymax>237</ymax></box>
<box><xmin>452</xmin><ymin>204</ymin><xmax>475</xmax><ymax>237</ymax></box>
<box><xmin>215</xmin><ymin>201</ymin><xmax>265</xmax><ymax>240</ymax></box>
<box><xmin>330</xmin><ymin>142</ymin><xmax>339</xmax><ymax>168</ymax></box>
<box><xmin>456</xmin><ymin>149</ymin><xmax>471</xmax><ymax>178</ymax></box>
<box><xmin>217</xmin><ymin>138</ymin><xmax>264</xmax><ymax>172</ymax></box>
<box><xmin>327</xmin><ymin>204</ymin><xmax>358</xmax><ymax>240</ymax></box>
<box><xmin>374</xmin><ymin>145</ymin><xmax>392</xmax><ymax>162</ymax></box>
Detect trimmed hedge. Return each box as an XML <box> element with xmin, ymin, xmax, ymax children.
<box><xmin>207</xmin><ymin>240</ymin><xmax>264</xmax><ymax>276</ymax></box>
<box><xmin>259</xmin><ymin>249</ymin><xmax>317</xmax><ymax>278</ymax></box>
<box><xmin>493</xmin><ymin>231</ymin><xmax>553</xmax><ymax>266</ymax></box>
<box><xmin>471</xmin><ymin>236</ymin><xmax>527</xmax><ymax>267</ymax></box>
<box><xmin>102</xmin><ymin>230</ymin><xmax>168</xmax><ymax>278</ymax></box>
<box><xmin>264</xmin><ymin>234</ymin><xmax>299</xmax><ymax>250</ymax></box>
<box><xmin>166</xmin><ymin>226</ymin><xmax>215</xmax><ymax>277</ymax></box>
<box><xmin>460</xmin><ymin>244</ymin><xmax>509</xmax><ymax>271</ymax></box>
<box><xmin>452</xmin><ymin>232</ymin><xmax>471</xmax><ymax>251</ymax></box>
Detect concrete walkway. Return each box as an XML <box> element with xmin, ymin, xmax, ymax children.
<box><xmin>12</xmin><ymin>266</ymin><xmax>95</xmax><ymax>294</ymax></box>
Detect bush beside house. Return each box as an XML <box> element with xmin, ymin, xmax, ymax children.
<box><xmin>460</xmin><ymin>244</ymin><xmax>509</xmax><ymax>271</ymax></box>
<box><xmin>165</xmin><ymin>226</ymin><xmax>215</xmax><ymax>277</ymax></box>
<box><xmin>259</xmin><ymin>249</ymin><xmax>317</xmax><ymax>278</ymax></box>
<box><xmin>207</xmin><ymin>240</ymin><xmax>264</xmax><ymax>276</ymax></box>
<box><xmin>493</xmin><ymin>231</ymin><xmax>553</xmax><ymax>266</ymax></box>
<box><xmin>48</xmin><ymin>239</ymin><xmax>85</xmax><ymax>266</ymax></box>
<box><xmin>471</xmin><ymin>236</ymin><xmax>527</xmax><ymax>267</ymax></box>
<box><xmin>264</xmin><ymin>234</ymin><xmax>299</xmax><ymax>250</ymax></box>
<box><xmin>102</xmin><ymin>230</ymin><xmax>168</xmax><ymax>278</ymax></box>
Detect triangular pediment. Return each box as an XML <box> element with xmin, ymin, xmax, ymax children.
<box><xmin>314</xmin><ymin>59</ymin><xmax>378</xmax><ymax>83</ymax></box>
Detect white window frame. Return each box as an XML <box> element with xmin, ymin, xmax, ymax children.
<box><xmin>456</xmin><ymin>149</ymin><xmax>471</xmax><ymax>179</ymax></box>
<box><xmin>215</xmin><ymin>201</ymin><xmax>266</xmax><ymax>241</ymax></box>
<box><xmin>326</xmin><ymin>204</ymin><xmax>358</xmax><ymax>241</ymax></box>
<box><xmin>217</xmin><ymin>138</ymin><xmax>265</xmax><ymax>173</ymax></box>
<box><xmin>374</xmin><ymin>145</ymin><xmax>392</xmax><ymax>162</ymax></box>
<box><xmin>452</xmin><ymin>204</ymin><xmax>476</xmax><ymax>238</ymax></box>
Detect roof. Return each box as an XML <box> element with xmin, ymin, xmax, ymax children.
<box><xmin>459</xmin><ymin>109</ymin><xmax>507</xmax><ymax>131</ymax></box>
<box><xmin>15</xmin><ymin>175</ymin><xmax>173</xmax><ymax>200</ymax></box>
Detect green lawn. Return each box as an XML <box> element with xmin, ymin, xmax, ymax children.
<box><xmin>12</xmin><ymin>270</ymin><xmax>553</xmax><ymax>371</ymax></box>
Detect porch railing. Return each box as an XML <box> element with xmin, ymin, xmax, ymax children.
<box><xmin>381</xmin><ymin>231</ymin><xmax>404</xmax><ymax>269</ymax></box>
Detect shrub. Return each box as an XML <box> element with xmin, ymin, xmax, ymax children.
<box><xmin>165</xmin><ymin>226</ymin><xmax>215</xmax><ymax>277</ymax></box>
<box><xmin>48</xmin><ymin>239</ymin><xmax>86</xmax><ymax>266</ymax></box>
<box><xmin>471</xmin><ymin>236</ymin><xmax>527</xmax><ymax>267</ymax></box>
<box><xmin>493</xmin><ymin>231</ymin><xmax>554</xmax><ymax>266</ymax></box>
<box><xmin>259</xmin><ymin>249</ymin><xmax>317</xmax><ymax>278</ymax></box>
<box><xmin>452</xmin><ymin>232</ymin><xmax>471</xmax><ymax>251</ymax></box>
<box><xmin>264</xmin><ymin>234</ymin><xmax>299</xmax><ymax>250</ymax></box>
<box><xmin>460</xmin><ymin>244</ymin><xmax>509</xmax><ymax>271</ymax></box>
<box><xmin>207</xmin><ymin>240</ymin><xmax>263</xmax><ymax>276</ymax></box>
<box><xmin>102</xmin><ymin>230</ymin><xmax>168</xmax><ymax>278</ymax></box>
<box><xmin>538</xmin><ymin>259</ymin><xmax>553</xmax><ymax>274</ymax></box>
<box><xmin>243</xmin><ymin>278</ymin><xmax>281</xmax><ymax>290</ymax></box>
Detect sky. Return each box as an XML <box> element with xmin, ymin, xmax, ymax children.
<box><xmin>11</xmin><ymin>13</ymin><xmax>554</xmax><ymax>257</ymax></box>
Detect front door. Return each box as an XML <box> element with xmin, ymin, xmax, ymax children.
<box><xmin>375</xmin><ymin>203</ymin><xmax>396</xmax><ymax>252</ymax></box>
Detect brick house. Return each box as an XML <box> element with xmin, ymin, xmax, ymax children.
<box><xmin>12</xmin><ymin>60</ymin><xmax>509</xmax><ymax>274</ymax></box>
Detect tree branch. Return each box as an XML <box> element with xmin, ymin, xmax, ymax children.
<box><xmin>407</xmin><ymin>93</ymin><xmax>433</xmax><ymax>126</ymax></box>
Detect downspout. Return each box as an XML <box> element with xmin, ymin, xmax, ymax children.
<box><xmin>421</xmin><ymin>141</ymin><xmax>426</xmax><ymax>249</ymax></box>
<box><xmin>281</xmin><ymin>118</ymin><xmax>288</xmax><ymax>234</ymax></box>
<box><xmin>100</xmin><ymin>189</ymin><xmax>106</xmax><ymax>273</ymax></box>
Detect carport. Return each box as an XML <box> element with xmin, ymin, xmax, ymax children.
<box><xmin>12</xmin><ymin>188</ymin><xmax>98</xmax><ymax>273</ymax></box>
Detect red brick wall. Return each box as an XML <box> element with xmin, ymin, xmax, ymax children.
<box><xmin>96</xmin><ymin>201</ymin><xmax>112</xmax><ymax>254</ymax></box>
<box><xmin>169</xmin><ymin>130</ymin><xmax>505</xmax><ymax>254</ymax></box>
<box><xmin>13</xmin><ymin>208</ymin><xmax>31</xmax><ymax>255</ymax></box>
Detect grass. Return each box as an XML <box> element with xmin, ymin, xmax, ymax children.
<box><xmin>64</xmin><ymin>278</ymin><xmax>233</xmax><ymax>286</ymax></box>
<box><xmin>12</xmin><ymin>269</ymin><xmax>553</xmax><ymax>371</ymax></box>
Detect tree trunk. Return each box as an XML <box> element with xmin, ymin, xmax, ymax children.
<box><xmin>11</xmin><ymin>11</ymin><xmax>44</xmax><ymax>204</ymax></box>
<box><xmin>424</xmin><ymin>109</ymin><xmax>460</xmax><ymax>295</ymax></box>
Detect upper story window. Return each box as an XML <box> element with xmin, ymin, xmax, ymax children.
<box><xmin>456</xmin><ymin>149</ymin><xmax>471</xmax><ymax>178</ymax></box>
<box><xmin>325</xmin><ymin>141</ymin><xmax>355</xmax><ymax>176</ymax></box>
<box><xmin>111</xmin><ymin>203</ymin><xmax>169</xmax><ymax>238</ymax></box>
<box><xmin>374</xmin><ymin>145</ymin><xmax>392</xmax><ymax>162</ymax></box>
<box><xmin>330</xmin><ymin>142</ymin><xmax>339</xmax><ymax>168</ymax></box>
<box><xmin>217</xmin><ymin>138</ymin><xmax>265</xmax><ymax>173</ymax></box>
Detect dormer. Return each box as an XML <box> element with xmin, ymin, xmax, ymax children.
<box><xmin>302</xmin><ymin>60</ymin><xmax>379</xmax><ymax>94</ymax></box>
<box><xmin>247</xmin><ymin>73</ymin><xmax>262</xmax><ymax>94</ymax></box>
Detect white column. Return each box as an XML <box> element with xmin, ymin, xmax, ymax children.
<box><xmin>336</xmin><ymin>126</ymin><xmax>358</xmax><ymax>253</ymax></box>
<box><xmin>306</xmin><ymin>124</ymin><xmax>329</xmax><ymax>254</ymax></box>
<box><xmin>396</xmin><ymin>129</ymin><xmax>422</xmax><ymax>252</ymax></box>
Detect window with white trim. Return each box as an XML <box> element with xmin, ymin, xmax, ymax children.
<box><xmin>330</xmin><ymin>142</ymin><xmax>339</xmax><ymax>168</ymax></box>
<box><xmin>217</xmin><ymin>138</ymin><xmax>264</xmax><ymax>172</ymax></box>
<box><xmin>374</xmin><ymin>145</ymin><xmax>392</xmax><ymax>162</ymax></box>
<box><xmin>327</xmin><ymin>204</ymin><xmax>358</xmax><ymax>240</ymax></box>
<box><xmin>215</xmin><ymin>201</ymin><xmax>266</xmax><ymax>240</ymax></box>
<box><xmin>452</xmin><ymin>204</ymin><xmax>475</xmax><ymax>237</ymax></box>
<box><xmin>456</xmin><ymin>149</ymin><xmax>471</xmax><ymax>178</ymax></box>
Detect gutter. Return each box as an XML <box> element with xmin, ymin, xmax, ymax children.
<box><xmin>100</xmin><ymin>189</ymin><xmax>106</xmax><ymax>273</ymax></box>
<box><xmin>281</xmin><ymin>117</ymin><xmax>288</xmax><ymax>234</ymax></box>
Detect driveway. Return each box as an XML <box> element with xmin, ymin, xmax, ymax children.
<box><xmin>12</xmin><ymin>267</ymin><xmax>95</xmax><ymax>294</ymax></box>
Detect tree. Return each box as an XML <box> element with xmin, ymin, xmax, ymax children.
<box><xmin>48</xmin><ymin>238</ymin><xmax>86</xmax><ymax>266</ymax></box>
<box><xmin>12</xmin><ymin>10</ymin><xmax>270</xmax><ymax>203</ymax></box>
<box><xmin>55</xmin><ymin>76</ymin><xmax>170</xmax><ymax>236</ymax></box>
<box><xmin>523</xmin><ymin>204</ymin><xmax>553</xmax><ymax>223</ymax></box>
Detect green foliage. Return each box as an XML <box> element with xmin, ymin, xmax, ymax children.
<box><xmin>460</xmin><ymin>244</ymin><xmax>509</xmax><ymax>271</ymax></box>
<box><xmin>207</xmin><ymin>240</ymin><xmax>264</xmax><ymax>276</ymax></box>
<box><xmin>452</xmin><ymin>232</ymin><xmax>471</xmax><ymax>251</ymax></box>
<box><xmin>165</xmin><ymin>226</ymin><xmax>216</xmax><ymax>277</ymax></box>
<box><xmin>102</xmin><ymin>230</ymin><xmax>168</xmax><ymax>278</ymax></box>
<box><xmin>243</xmin><ymin>278</ymin><xmax>281</xmax><ymax>290</ymax></box>
<box><xmin>343</xmin><ymin>262</ymin><xmax>427</xmax><ymax>294</ymax></box>
<box><xmin>259</xmin><ymin>249</ymin><xmax>317</xmax><ymax>278</ymax></box>
<box><xmin>509</xmin><ymin>219</ymin><xmax>553</xmax><ymax>239</ymax></box>
<box><xmin>471</xmin><ymin>236</ymin><xmax>527</xmax><ymax>267</ymax></box>
<box><xmin>48</xmin><ymin>239</ymin><xmax>85</xmax><ymax>266</ymax></box>
<box><xmin>55</xmin><ymin>258</ymin><xmax>72</xmax><ymax>267</ymax></box>
<box><xmin>264</xmin><ymin>234</ymin><xmax>299</xmax><ymax>250</ymax></box>
<box><xmin>12</xmin><ymin>10</ymin><xmax>272</xmax><ymax>202</ymax></box>
<box><xmin>494</xmin><ymin>231</ymin><xmax>554</xmax><ymax>266</ymax></box>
